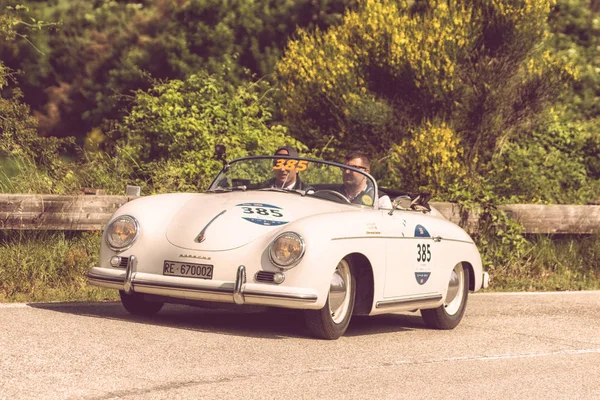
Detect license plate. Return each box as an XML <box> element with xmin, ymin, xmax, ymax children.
<box><xmin>163</xmin><ymin>260</ymin><xmax>213</xmax><ymax>279</ymax></box>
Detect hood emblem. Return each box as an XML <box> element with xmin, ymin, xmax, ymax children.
<box><xmin>195</xmin><ymin>209</ymin><xmax>227</xmax><ymax>243</ymax></box>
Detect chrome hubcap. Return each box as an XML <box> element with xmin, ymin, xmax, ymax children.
<box><xmin>444</xmin><ymin>264</ymin><xmax>465</xmax><ymax>316</ymax></box>
<box><xmin>328</xmin><ymin>260</ymin><xmax>351</xmax><ymax>324</ymax></box>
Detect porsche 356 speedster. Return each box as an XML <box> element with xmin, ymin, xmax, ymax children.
<box><xmin>88</xmin><ymin>154</ymin><xmax>488</xmax><ymax>339</ymax></box>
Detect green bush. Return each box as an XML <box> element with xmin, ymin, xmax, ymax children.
<box><xmin>490</xmin><ymin>114</ymin><xmax>597</xmax><ymax>204</ymax></box>
<box><xmin>0</xmin><ymin>231</ymin><xmax>116</xmax><ymax>302</ymax></box>
<box><xmin>0</xmin><ymin>0</ymin><xmax>356</xmax><ymax>141</ymax></box>
<box><xmin>490</xmin><ymin>235</ymin><xmax>600</xmax><ymax>291</ymax></box>
<box><xmin>112</xmin><ymin>68</ymin><xmax>304</xmax><ymax>193</ymax></box>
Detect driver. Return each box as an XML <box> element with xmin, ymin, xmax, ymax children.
<box><xmin>264</xmin><ymin>145</ymin><xmax>310</xmax><ymax>190</ymax></box>
<box><xmin>341</xmin><ymin>151</ymin><xmax>392</xmax><ymax>208</ymax></box>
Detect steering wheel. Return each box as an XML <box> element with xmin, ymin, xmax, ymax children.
<box><xmin>312</xmin><ymin>189</ymin><xmax>351</xmax><ymax>204</ymax></box>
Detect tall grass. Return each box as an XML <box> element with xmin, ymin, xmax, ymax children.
<box><xmin>487</xmin><ymin>234</ymin><xmax>600</xmax><ymax>291</ymax></box>
<box><xmin>1</xmin><ymin>229</ymin><xmax>599</xmax><ymax>303</ymax></box>
<box><xmin>0</xmin><ymin>230</ymin><xmax>117</xmax><ymax>302</ymax></box>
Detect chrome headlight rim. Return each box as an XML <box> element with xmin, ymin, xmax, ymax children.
<box><xmin>268</xmin><ymin>231</ymin><xmax>305</xmax><ymax>270</ymax></box>
<box><xmin>105</xmin><ymin>215</ymin><xmax>139</xmax><ymax>252</ymax></box>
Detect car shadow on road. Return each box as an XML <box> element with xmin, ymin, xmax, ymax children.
<box><xmin>27</xmin><ymin>302</ymin><xmax>427</xmax><ymax>340</ymax></box>
<box><xmin>27</xmin><ymin>301</ymin><xmax>310</xmax><ymax>339</ymax></box>
<box><xmin>345</xmin><ymin>313</ymin><xmax>425</xmax><ymax>337</ymax></box>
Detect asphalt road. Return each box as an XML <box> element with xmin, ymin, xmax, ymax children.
<box><xmin>1</xmin><ymin>291</ymin><xmax>600</xmax><ymax>400</ymax></box>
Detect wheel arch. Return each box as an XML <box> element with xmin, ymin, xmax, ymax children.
<box><xmin>461</xmin><ymin>261</ymin><xmax>475</xmax><ymax>291</ymax></box>
<box><xmin>346</xmin><ymin>252</ymin><xmax>374</xmax><ymax>316</ymax></box>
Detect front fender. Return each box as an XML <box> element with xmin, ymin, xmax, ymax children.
<box><xmin>270</xmin><ymin>211</ymin><xmax>385</xmax><ymax>309</ymax></box>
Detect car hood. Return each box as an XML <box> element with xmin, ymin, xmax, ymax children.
<box><xmin>165</xmin><ymin>191</ymin><xmax>345</xmax><ymax>251</ymax></box>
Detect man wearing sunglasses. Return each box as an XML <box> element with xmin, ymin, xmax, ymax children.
<box><xmin>341</xmin><ymin>151</ymin><xmax>392</xmax><ymax>208</ymax></box>
<box><xmin>265</xmin><ymin>145</ymin><xmax>310</xmax><ymax>190</ymax></box>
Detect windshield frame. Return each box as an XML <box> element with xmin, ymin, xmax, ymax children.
<box><xmin>206</xmin><ymin>155</ymin><xmax>381</xmax><ymax>209</ymax></box>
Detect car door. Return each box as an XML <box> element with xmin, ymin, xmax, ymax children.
<box><xmin>381</xmin><ymin>210</ymin><xmax>440</xmax><ymax>298</ymax></box>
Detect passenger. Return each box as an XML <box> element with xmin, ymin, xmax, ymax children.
<box><xmin>264</xmin><ymin>145</ymin><xmax>310</xmax><ymax>190</ymax></box>
<box><xmin>341</xmin><ymin>151</ymin><xmax>392</xmax><ymax>209</ymax></box>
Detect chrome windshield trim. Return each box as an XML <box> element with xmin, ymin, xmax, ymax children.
<box><xmin>206</xmin><ymin>155</ymin><xmax>379</xmax><ymax>208</ymax></box>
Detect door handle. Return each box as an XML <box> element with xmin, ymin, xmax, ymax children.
<box><xmin>433</xmin><ymin>236</ymin><xmax>442</xmax><ymax>242</ymax></box>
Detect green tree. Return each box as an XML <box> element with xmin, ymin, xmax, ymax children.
<box><xmin>112</xmin><ymin>69</ymin><xmax>304</xmax><ymax>193</ymax></box>
<box><xmin>548</xmin><ymin>0</ymin><xmax>600</xmax><ymax>186</ymax></box>
<box><xmin>0</xmin><ymin>3</ymin><xmax>74</xmax><ymax>193</ymax></box>
<box><xmin>0</xmin><ymin>0</ymin><xmax>356</xmax><ymax>143</ymax></box>
<box><xmin>549</xmin><ymin>0</ymin><xmax>600</xmax><ymax>120</ymax></box>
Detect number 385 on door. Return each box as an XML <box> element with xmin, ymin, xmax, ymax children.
<box><xmin>417</xmin><ymin>243</ymin><xmax>431</xmax><ymax>262</ymax></box>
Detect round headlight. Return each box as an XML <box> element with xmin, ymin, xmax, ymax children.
<box><xmin>105</xmin><ymin>215</ymin><xmax>139</xmax><ymax>251</ymax></box>
<box><xmin>269</xmin><ymin>232</ymin><xmax>305</xmax><ymax>269</ymax></box>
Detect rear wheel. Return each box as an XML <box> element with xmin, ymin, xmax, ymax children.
<box><xmin>119</xmin><ymin>291</ymin><xmax>164</xmax><ymax>316</ymax></box>
<box><xmin>421</xmin><ymin>263</ymin><xmax>469</xmax><ymax>330</ymax></box>
<box><xmin>304</xmin><ymin>258</ymin><xmax>356</xmax><ymax>340</ymax></box>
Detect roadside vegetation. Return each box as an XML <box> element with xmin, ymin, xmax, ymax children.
<box><xmin>1</xmin><ymin>0</ymin><xmax>599</xmax><ymax>301</ymax></box>
<box><xmin>0</xmin><ymin>231</ymin><xmax>117</xmax><ymax>302</ymax></box>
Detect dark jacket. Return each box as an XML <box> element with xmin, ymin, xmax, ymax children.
<box><xmin>261</xmin><ymin>177</ymin><xmax>310</xmax><ymax>191</ymax></box>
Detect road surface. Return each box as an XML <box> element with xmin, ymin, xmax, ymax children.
<box><xmin>1</xmin><ymin>291</ymin><xmax>599</xmax><ymax>399</ymax></box>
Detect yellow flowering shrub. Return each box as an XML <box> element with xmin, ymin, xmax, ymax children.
<box><xmin>277</xmin><ymin>0</ymin><xmax>477</xmax><ymax>155</ymax></box>
<box><xmin>388</xmin><ymin>121</ymin><xmax>466</xmax><ymax>194</ymax></box>
<box><xmin>277</xmin><ymin>0</ymin><xmax>575</xmax><ymax>195</ymax></box>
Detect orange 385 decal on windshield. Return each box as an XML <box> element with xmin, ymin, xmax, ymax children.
<box><xmin>273</xmin><ymin>159</ymin><xmax>308</xmax><ymax>172</ymax></box>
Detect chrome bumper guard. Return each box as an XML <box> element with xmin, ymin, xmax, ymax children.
<box><xmin>233</xmin><ymin>265</ymin><xmax>246</xmax><ymax>305</ymax></box>
<box><xmin>123</xmin><ymin>255</ymin><xmax>136</xmax><ymax>294</ymax></box>
<box><xmin>87</xmin><ymin>264</ymin><xmax>318</xmax><ymax>307</ymax></box>
<box><xmin>482</xmin><ymin>271</ymin><xmax>490</xmax><ymax>289</ymax></box>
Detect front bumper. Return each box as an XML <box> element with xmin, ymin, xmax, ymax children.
<box><xmin>482</xmin><ymin>271</ymin><xmax>490</xmax><ymax>289</ymax></box>
<box><xmin>87</xmin><ymin>261</ymin><xmax>319</xmax><ymax>309</ymax></box>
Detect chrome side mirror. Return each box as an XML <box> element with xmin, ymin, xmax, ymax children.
<box><xmin>388</xmin><ymin>195</ymin><xmax>411</xmax><ymax>215</ymax></box>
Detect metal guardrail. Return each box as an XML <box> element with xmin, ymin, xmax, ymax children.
<box><xmin>0</xmin><ymin>194</ymin><xmax>598</xmax><ymax>234</ymax></box>
<box><xmin>431</xmin><ymin>202</ymin><xmax>600</xmax><ymax>235</ymax></box>
<box><xmin>0</xmin><ymin>194</ymin><xmax>136</xmax><ymax>231</ymax></box>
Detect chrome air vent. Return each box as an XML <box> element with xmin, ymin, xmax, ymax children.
<box><xmin>255</xmin><ymin>271</ymin><xmax>275</xmax><ymax>283</ymax></box>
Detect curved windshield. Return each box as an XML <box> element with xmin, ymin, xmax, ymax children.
<box><xmin>207</xmin><ymin>156</ymin><xmax>379</xmax><ymax>207</ymax></box>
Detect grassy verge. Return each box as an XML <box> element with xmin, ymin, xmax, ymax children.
<box><xmin>1</xmin><ymin>232</ymin><xmax>599</xmax><ymax>303</ymax></box>
<box><xmin>0</xmin><ymin>231</ymin><xmax>118</xmax><ymax>303</ymax></box>
<box><xmin>484</xmin><ymin>234</ymin><xmax>600</xmax><ymax>291</ymax></box>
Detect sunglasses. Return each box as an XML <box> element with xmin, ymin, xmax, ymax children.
<box><xmin>345</xmin><ymin>164</ymin><xmax>368</xmax><ymax>171</ymax></box>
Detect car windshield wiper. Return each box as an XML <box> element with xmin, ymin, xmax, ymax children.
<box><xmin>207</xmin><ymin>185</ymin><xmax>247</xmax><ymax>193</ymax></box>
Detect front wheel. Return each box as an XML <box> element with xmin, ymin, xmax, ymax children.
<box><xmin>421</xmin><ymin>263</ymin><xmax>470</xmax><ymax>330</ymax></box>
<box><xmin>304</xmin><ymin>258</ymin><xmax>356</xmax><ymax>340</ymax></box>
<box><xmin>119</xmin><ymin>291</ymin><xmax>164</xmax><ymax>316</ymax></box>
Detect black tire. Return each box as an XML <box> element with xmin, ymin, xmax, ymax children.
<box><xmin>304</xmin><ymin>258</ymin><xmax>356</xmax><ymax>340</ymax></box>
<box><xmin>119</xmin><ymin>291</ymin><xmax>164</xmax><ymax>316</ymax></box>
<box><xmin>421</xmin><ymin>263</ymin><xmax>470</xmax><ymax>330</ymax></box>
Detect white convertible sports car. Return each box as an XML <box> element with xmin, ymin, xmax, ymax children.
<box><xmin>88</xmin><ymin>153</ymin><xmax>489</xmax><ymax>339</ymax></box>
